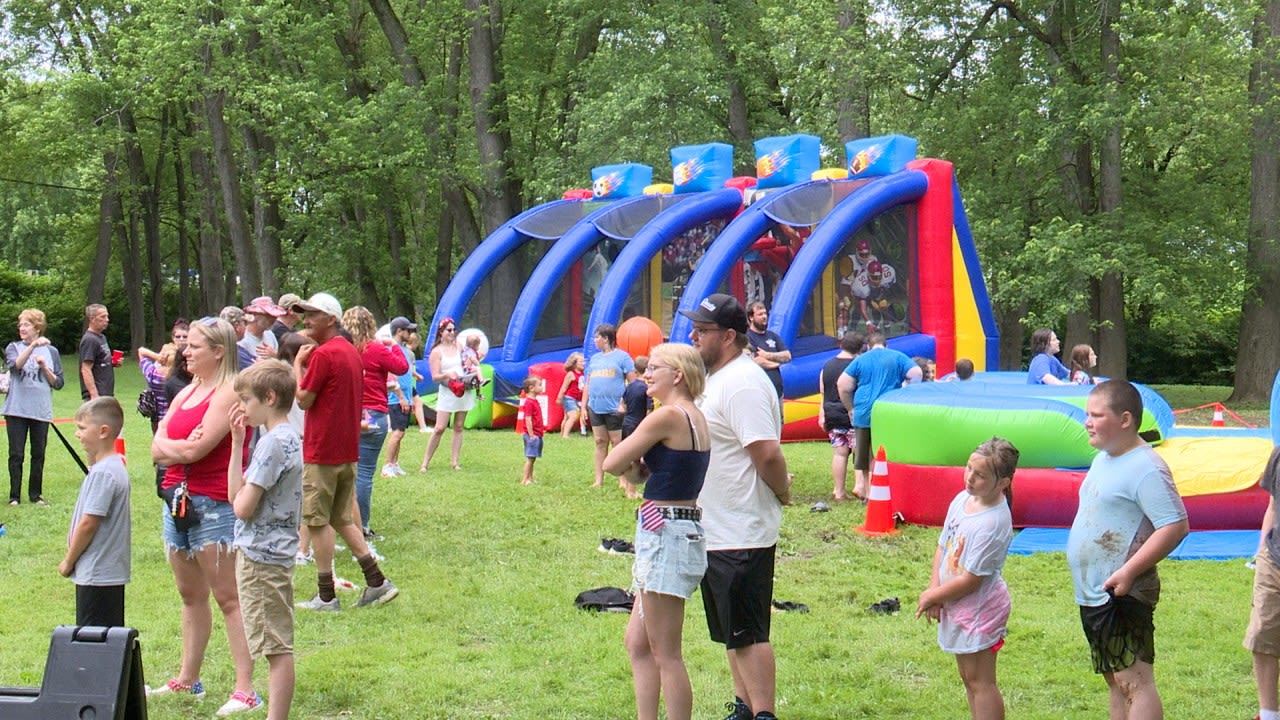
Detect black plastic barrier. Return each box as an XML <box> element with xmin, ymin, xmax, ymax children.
<box><xmin>0</xmin><ymin>626</ymin><xmax>146</xmax><ymax>719</ymax></box>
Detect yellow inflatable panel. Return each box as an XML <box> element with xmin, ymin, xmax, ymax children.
<box><xmin>811</xmin><ymin>168</ymin><xmax>849</xmax><ymax>181</ymax></box>
<box><xmin>643</xmin><ymin>183</ymin><xmax>674</xmax><ymax>195</ymax></box>
<box><xmin>1154</xmin><ymin>437</ymin><xmax>1271</xmax><ymax>496</ymax></box>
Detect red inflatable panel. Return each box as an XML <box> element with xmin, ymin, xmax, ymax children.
<box><xmin>888</xmin><ymin>462</ymin><xmax>1266</xmax><ymax>530</ymax></box>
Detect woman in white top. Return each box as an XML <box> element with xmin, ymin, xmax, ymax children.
<box><xmin>419</xmin><ymin>318</ymin><xmax>474</xmax><ymax>472</ymax></box>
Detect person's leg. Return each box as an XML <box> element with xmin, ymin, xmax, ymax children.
<box><xmin>560</xmin><ymin>405</ymin><xmax>574</xmax><ymax>438</ymax></box>
<box><xmin>198</xmin><ymin>545</ymin><xmax>255</xmax><ymax>695</ymax></box>
<box><xmin>28</xmin><ymin>419</ymin><xmax>48</xmax><ymax>501</ymax></box>
<box><xmin>355</xmin><ymin>414</ymin><xmax>387</xmax><ymax>531</ymax></box>
<box><xmin>852</xmin><ymin>427</ymin><xmax>872</xmax><ymax>499</ymax></box>
<box><xmin>591</xmin><ymin>421</ymin><xmax>610</xmax><ymax>487</ymax></box>
<box><xmin>522</xmin><ymin>456</ymin><xmax>534</xmax><ymax>485</ymax></box>
<box><xmin>384</xmin><ymin>429</ymin><xmax>405</xmax><ymax>470</ymax></box>
<box><xmin>1257</xmin><ymin>652</ymin><xmax>1280</xmax><ymax>714</ymax></box>
<box><xmin>830</xmin><ymin>442</ymin><xmax>851</xmax><ymax>500</ymax></box>
<box><xmin>728</xmin><ymin>643</ymin><xmax>776</xmax><ymax>716</ymax></box>
<box><xmin>956</xmin><ymin>650</ymin><xmax>1004</xmax><ymax>720</ymax></box>
<box><xmin>449</xmin><ymin>411</ymin><xmax>466</xmax><ymax>469</ymax></box>
<box><xmin>413</xmin><ymin>394</ymin><xmax>428</xmax><ymax>431</ymax></box>
<box><xmin>625</xmin><ymin>597</ymin><xmax>661</xmax><ymax>720</ymax></box>
<box><xmin>1106</xmin><ymin>661</ymin><xmax>1162</xmax><ymax>720</ymax></box>
<box><xmin>610</xmin><ymin>428</ymin><xmax>636</xmax><ymax>496</ymax></box>
<box><xmin>168</xmin><ymin>550</ymin><xmax>213</xmax><ymax>686</ymax></box>
<box><xmin>7</xmin><ymin>417</ymin><xmax>27</xmax><ymax>502</ymax></box>
<box><xmin>265</xmin><ymin>653</ymin><xmax>295</xmax><ymax>720</ymax></box>
<box><xmin>642</xmin><ymin>592</ymin><xmax>692</xmax><ymax>720</ymax></box>
<box><xmin>420</xmin><ymin>409</ymin><xmax>450</xmax><ymax>471</ymax></box>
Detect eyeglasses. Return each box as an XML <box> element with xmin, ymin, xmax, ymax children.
<box><xmin>645</xmin><ymin>363</ymin><xmax>674</xmax><ymax>375</ymax></box>
<box><xmin>443</xmin><ymin>327</ymin><xmax>456</xmax><ymax>332</ymax></box>
<box><xmin>691</xmin><ymin>326</ymin><xmax>724</xmax><ymax>337</ymax></box>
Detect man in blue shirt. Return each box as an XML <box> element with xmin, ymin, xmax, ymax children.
<box><xmin>836</xmin><ymin>333</ymin><xmax>921</xmax><ymax>499</ymax></box>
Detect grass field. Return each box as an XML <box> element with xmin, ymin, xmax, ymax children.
<box><xmin>0</xmin><ymin>370</ymin><xmax>1269</xmax><ymax>718</ymax></box>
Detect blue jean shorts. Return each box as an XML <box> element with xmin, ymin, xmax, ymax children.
<box><xmin>162</xmin><ymin>494</ymin><xmax>236</xmax><ymax>556</ymax></box>
<box><xmin>632</xmin><ymin>517</ymin><xmax>707</xmax><ymax>599</ymax></box>
<box><xmin>561</xmin><ymin>397</ymin><xmax>580</xmax><ymax>412</ymax></box>
<box><xmin>523</xmin><ymin>435</ymin><xmax>543</xmax><ymax>458</ymax></box>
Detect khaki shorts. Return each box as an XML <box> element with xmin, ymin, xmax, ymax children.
<box><xmin>1246</xmin><ymin>547</ymin><xmax>1280</xmax><ymax>656</ymax></box>
<box><xmin>236</xmin><ymin>554</ymin><xmax>294</xmax><ymax>658</ymax></box>
<box><xmin>303</xmin><ymin>462</ymin><xmax>355</xmax><ymax>528</ymax></box>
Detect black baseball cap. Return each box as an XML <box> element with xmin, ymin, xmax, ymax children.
<box><xmin>390</xmin><ymin>316</ymin><xmax>417</xmax><ymax>332</ymax></box>
<box><xmin>680</xmin><ymin>293</ymin><xmax>749</xmax><ymax>334</ymax></box>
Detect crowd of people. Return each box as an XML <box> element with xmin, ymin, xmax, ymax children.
<box><xmin>4</xmin><ymin>295</ymin><xmax>1273</xmax><ymax>720</ymax></box>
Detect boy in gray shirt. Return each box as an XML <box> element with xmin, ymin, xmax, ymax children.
<box><xmin>228</xmin><ymin>360</ymin><xmax>303</xmax><ymax>719</ymax></box>
<box><xmin>59</xmin><ymin>398</ymin><xmax>131</xmax><ymax>627</ymax></box>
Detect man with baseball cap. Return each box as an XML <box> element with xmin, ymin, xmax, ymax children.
<box><xmin>273</xmin><ymin>293</ymin><xmax>303</xmax><ymax>339</ymax></box>
<box><xmin>681</xmin><ymin>293</ymin><xmax>790</xmax><ymax>720</ymax></box>
<box><xmin>381</xmin><ymin>317</ymin><xmax>418</xmax><ymax>478</ymax></box>
<box><xmin>292</xmin><ymin>293</ymin><xmax>398</xmax><ymax>610</ymax></box>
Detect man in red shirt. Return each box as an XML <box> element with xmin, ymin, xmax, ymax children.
<box><xmin>291</xmin><ymin>293</ymin><xmax>398</xmax><ymax>611</ymax></box>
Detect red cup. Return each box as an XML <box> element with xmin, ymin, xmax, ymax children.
<box><xmin>111</xmin><ymin>349</ymin><xmax>124</xmax><ymax>367</ymax></box>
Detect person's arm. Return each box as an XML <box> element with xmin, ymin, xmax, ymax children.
<box><xmin>80</xmin><ymin>362</ymin><xmax>98</xmax><ymax>399</ymax></box>
<box><xmin>1104</xmin><ymin>518</ymin><xmax>1191</xmax><ymax>596</ymax></box>
<box><xmin>58</xmin><ymin>514</ymin><xmax>103</xmax><ymax>577</ymax></box>
<box><xmin>816</xmin><ymin>371</ymin><xmax>826</xmax><ymax>428</ymax></box>
<box><xmin>905</xmin><ymin>365</ymin><xmax>923</xmax><ymax>385</ymax></box>
<box><xmin>1257</xmin><ymin>497</ymin><xmax>1276</xmax><ymax>557</ymax></box>
<box><xmin>11</xmin><ymin>339</ymin><xmax>40</xmax><ymax>370</ymax></box>
<box><xmin>46</xmin><ymin>348</ymin><xmax>64</xmax><ymax>390</ymax></box>
<box><xmin>917</xmin><ymin>567</ymin><xmax>983</xmax><ymax>619</ymax></box>
<box><xmin>429</xmin><ymin>347</ymin><xmax>449</xmax><ymax>383</ymax></box>
<box><xmin>294</xmin><ymin>344</ymin><xmax>317</xmax><ymax>410</ymax></box>
<box><xmin>556</xmin><ymin>373</ymin><xmax>572</xmax><ymax>404</ymax></box>
<box><xmin>1040</xmin><ymin>373</ymin><xmax>1066</xmax><ymax>385</ymax></box>
<box><xmin>745</xmin><ymin>438</ymin><xmax>791</xmax><ymax>504</ymax></box>
<box><xmin>837</xmin><ymin>372</ymin><xmax>856</xmax><ymax>414</ymax></box>
<box><xmin>151</xmin><ymin>385</ymin><xmax>238</xmax><ymax>465</ymax></box>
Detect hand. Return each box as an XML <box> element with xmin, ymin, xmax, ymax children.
<box><xmin>33</xmin><ymin>337</ymin><xmax>49</xmax><ymax>347</ymax></box>
<box><xmin>255</xmin><ymin>344</ymin><xmax>277</xmax><ymax>359</ymax></box>
<box><xmin>295</xmin><ymin>344</ymin><xmax>315</xmax><ymax>367</ymax></box>
<box><xmin>915</xmin><ymin>590</ymin><xmax>940</xmax><ymax>621</ymax></box>
<box><xmin>186</xmin><ymin>424</ymin><xmax>205</xmax><ymax>442</ymax></box>
<box><xmin>1103</xmin><ymin>569</ymin><xmax>1133</xmax><ymax>597</ymax></box>
<box><xmin>58</xmin><ymin>559</ymin><xmax>74</xmax><ymax>577</ymax></box>
<box><xmin>399</xmin><ymin>400</ymin><xmax>410</xmax><ymax>412</ymax></box>
<box><xmin>227</xmin><ymin>404</ymin><xmax>247</xmax><ymax>444</ymax></box>
<box><xmin>34</xmin><ymin>355</ymin><xmax>46</xmax><ymax>368</ymax></box>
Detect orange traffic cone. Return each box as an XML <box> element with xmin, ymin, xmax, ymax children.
<box><xmin>1211</xmin><ymin>403</ymin><xmax>1226</xmax><ymax>427</ymax></box>
<box><xmin>114</xmin><ymin>430</ymin><xmax>127</xmax><ymax>466</ymax></box>
<box><xmin>855</xmin><ymin>445</ymin><xmax>898</xmax><ymax>537</ymax></box>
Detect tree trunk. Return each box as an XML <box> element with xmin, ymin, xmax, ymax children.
<box><xmin>1232</xmin><ymin>0</ymin><xmax>1280</xmax><ymax>401</ymax></box>
<box><xmin>1096</xmin><ymin>0</ymin><xmax>1127</xmax><ymax>379</ymax></box>
<box><xmin>467</xmin><ymin>0</ymin><xmax>521</xmax><ymax>236</ymax></box>
<box><xmin>120</xmin><ymin>203</ymin><xmax>146</xmax><ymax>351</ymax></box>
<box><xmin>189</xmin><ymin>126</ymin><xmax>227</xmax><ymax>315</ymax></box>
<box><xmin>707</xmin><ymin>2</ymin><xmax>752</xmax><ymax>167</ymax></box>
<box><xmin>87</xmin><ymin>151</ymin><xmax>121</xmax><ymax>305</ymax></box>
<box><xmin>836</xmin><ymin>1</ymin><xmax>871</xmax><ymax>141</ymax></box>
<box><xmin>205</xmin><ymin>87</ymin><xmax>259</xmax><ymax>302</ymax></box>
<box><xmin>119</xmin><ymin>107</ymin><xmax>168</xmax><ymax>347</ymax></box>
<box><xmin>242</xmin><ymin>125</ymin><xmax>285</xmax><ymax>297</ymax></box>
<box><xmin>173</xmin><ymin>143</ymin><xmax>192</xmax><ymax>320</ymax></box>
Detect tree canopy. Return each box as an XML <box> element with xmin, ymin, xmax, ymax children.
<box><xmin>0</xmin><ymin>0</ymin><xmax>1273</xmax><ymax>394</ymax></box>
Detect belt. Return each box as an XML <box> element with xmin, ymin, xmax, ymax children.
<box><xmin>647</xmin><ymin>505</ymin><xmax>701</xmax><ymax>521</ymax></box>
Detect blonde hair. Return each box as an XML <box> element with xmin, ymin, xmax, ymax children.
<box><xmin>234</xmin><ymin>359</ymin><xmax>296</xmax><ymax>410</ymax></box>
<box><xmin>189</xmin><ymin>317</ymin><xmax>240</xmax><ymax>388</ymax></box>
<box><xmin>563</xmin><ymin>352</ymin><xmax>583</xmax><ymax>371</ymax></box>
<box><xmin>18</xmin><ymin>308</ymin><xmax>46</xmax><ymax>335</ymax></box>
<box><xmin>649</xmin><ymin>343</ymin><xmax>706</xmax><ymax>399</ymax></box>
<box><xmin>343</xmin><ymin>306</ymin><xmax>377</xmax><ymax>348</ymax></box>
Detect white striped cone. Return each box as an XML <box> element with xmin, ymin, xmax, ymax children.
<box><xmin>855</xmin><ymin>445</ymin><xmax>898</xmax><ymax>536</ymax></box>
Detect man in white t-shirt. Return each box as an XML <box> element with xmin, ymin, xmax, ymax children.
<box><xmin>682</xmin><ymin>293</ymin><xmax>791</xmax><ymax>720</ymax></box>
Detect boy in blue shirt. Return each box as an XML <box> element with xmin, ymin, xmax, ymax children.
<box><xmin>1066</xmin><ymin>380</ymin><xmax>1187</xmax><ymax>719</ymax></box>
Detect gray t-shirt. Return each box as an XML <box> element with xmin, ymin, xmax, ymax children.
<box><xmin>69</xmin><ymin>455</ymin><xmax>131</xmax><ymax>586</ymax></box>
<box><xmin>2</xmin><ymin>342</ymin><xmax>64</xmax><ymax>421</ymax></box>
<box><xmin>234</xmin><ymin>423</ymin><xmax>303</xmax><ymax>566</ymax></box>
<box><xmin>1262</xmin><ymin>447</ymin><xmax>1280</xmax><ymax>567</ymax></box>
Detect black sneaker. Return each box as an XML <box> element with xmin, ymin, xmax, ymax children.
<box><xmin>754</xmin><ymin>713</ymin><xmax>779</xmax><ymax>720</ymax></box>
<box><xmin>868</xmin><ymin>597</ymin><xmax>900</xmax><ymax>615</ymax></box>
<box><xmin>609</xmin><ymin>539</ymin><xmax>635</xmax><ymax>555</ymax></box>
<box><xmin>597</xmin><ymin>538</ymin><xmax>618</xmax><ymax>554</ymax></box>
<box><xmin>722</xmin><ymin>698</ymin><xmax>751</xmax><ymax>720</ymax></box>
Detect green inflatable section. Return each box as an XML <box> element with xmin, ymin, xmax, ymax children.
<box><xmin>871</xmin><ymin>391</ymin><xmax>1161</xmax><ymax>470</ymax></box>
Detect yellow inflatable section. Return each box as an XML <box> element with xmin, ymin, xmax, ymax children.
<box><xmin>1155</xmin><ymin>437</ymin><xmax>1271</xmax><ymax>496</ymax></box>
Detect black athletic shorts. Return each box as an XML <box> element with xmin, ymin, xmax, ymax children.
<box><xmin>77</xmin><ymin>584</ymin><xmax>125</xmax><ymax>627</ymax></box>
<box><xmin>388</xmin><ymin>403</ymin><xmax>410</xmax><ymax>432</ymax></box>
<box><xmin>701</xmin><ymin>546</ymin><xmax>775</xmax><ymax>649</ymax></box>
<box><xmin>1080</xmin><ymin>593</ymin><xmax>1156</xmax><ymax>674</ymax></box>
<box><xmin>853</xmin><ymin>427</ymin><xmax>873</xmax><ymax>472</ymax></box>
<box><xmin>587</xmin><ymin>409</ymin><xmax>624</xmax><ymax>432</ymax></box>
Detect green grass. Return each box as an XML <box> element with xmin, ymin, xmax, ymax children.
<box><xmin>0</xmin><ymin>366</ymin><xmax>1266</xmax><ymax>718</ymax></box>
<box><xmin>1153</xmin><ymin>384</ymin><xmax>1271</xmax><ymax>428</ymax></box>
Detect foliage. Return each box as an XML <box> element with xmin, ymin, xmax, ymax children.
<box><xmin>0</xmin><ymin>369</ymin><xmax>1267</xmax><ymax>718</ymax></box>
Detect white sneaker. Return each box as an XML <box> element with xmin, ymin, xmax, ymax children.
<box><xmin>392</xmin><ymin>463</ymin><xmax>407</xmax><ymax>477</ymax></box>
<box><xmin>296</xmin><ymin>595</ymin><xmax>340</xmax><ymax>612</ymax></box>
<box><xmin>294</xmin><ymin>550</ymin><xmax>313</xmax><ymax>564</ymax></box>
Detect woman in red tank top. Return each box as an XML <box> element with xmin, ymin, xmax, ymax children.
<box><xmin>148</xmin><ymin>317</ymin><xmax>255</xmax><ymax>706</ymax></box>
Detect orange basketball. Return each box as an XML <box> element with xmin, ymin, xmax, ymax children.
<box><xmin>616</xmin><ymin>316</ymin><xmax>665</xmax><ymax>360</ymax></box>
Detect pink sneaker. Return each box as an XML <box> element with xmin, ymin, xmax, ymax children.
<box><xmin>215</xmin><ymin>690</ymin><xmax>262</xmax><ymax>716</ymax></box>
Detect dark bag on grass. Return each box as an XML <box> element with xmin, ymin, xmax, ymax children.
<box><xmin>136</xmin><ymin>389</ymin><xmax>158</xmax><ymax>419</ymax></box>
<box><xmin>574</xmin><ymin>586</ymin><xmax>634</xmax><ymax>613</ymax></box>
<box><xmin>160</xmin><ymin>479</ymin><xmax>200</xmax><ymax>531</ymax></box>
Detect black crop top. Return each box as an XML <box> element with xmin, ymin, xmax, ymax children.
<box><xmin>641</xmin><ymin>406</ymin><xmax>710</xmax><ymax>501</ymax></box>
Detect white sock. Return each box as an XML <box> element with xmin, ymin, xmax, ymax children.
<box><xmin>1260</xmin><ymin>709</ymin><xmax>1280</xmax><ymax>720</ymax></box>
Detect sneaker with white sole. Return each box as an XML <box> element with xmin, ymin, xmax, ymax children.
<box><xmin>215</xmin><ymin>690</ymin><xmax>262</xmax><ymax>716</ymax></box>
<box><xmin>296</xmin><ymin>594</ymin><xmax>340</xmax><ymax>612</ymax></box>
<box><xmin>356</xmin><ymin>579</ymin><xmax>399</xmax><ymax>607</ymax></box>
<box><xmin>147</xmin><ymin>678</ymin><xmax>205</xmax><ymax>698</ymax></box>
<box><xmin>392</xmin><ymin>463</ymin><xmax>407</xmax><ymax>477</ymax></box>
<box><xmin>380</xmin><ymin>464</ymin><xmax>397</xmax><ymax>478</ymax></box>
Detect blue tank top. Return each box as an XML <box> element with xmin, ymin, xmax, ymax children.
<box><xmin>641</xmin><ymin>406</ymin><xmax>710</xmax><ymax>501</ymax></box>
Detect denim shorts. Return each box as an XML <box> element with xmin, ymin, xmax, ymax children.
<box><xmin>561</xmin><ymin>397</ymin><xmax>580</xmax><ymax>412</ymax></box>
<box><xmin>162</xmin><ymin>494</ymin><xmax>236</xmax><ymax>556</ymax></box>
<box><xmin>632</xmin><ymin>517</ymin><xmax>707</xmax><ymax>600</ymax></box>
<box><xmin>523</xmin><ymin>435</ymin><xmax>543</xmax><ymax>458</ymax></box>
